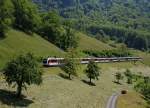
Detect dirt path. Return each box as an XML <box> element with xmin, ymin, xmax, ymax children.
<box><xmin>106</xmin><ymin>93</ymin><xmax>119</xmax><ymax>108</ymax></box>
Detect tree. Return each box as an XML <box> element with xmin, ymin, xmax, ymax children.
<box><xmin>62</xmin><ymin>20</ymin><xmax>79</xmax><ymax>50</ymax></box>
<box><xmin>62</xmin><ymin>48</ymin><xmax>79</xmax><ymax>79</ymax></box>
<box><xmin>39</xmin><ymin>11</ymin><xmax>79</xmax><ymax>50</ymax></box>
<box><xmin>62</xmin><ymin>27</ymin><xmax>79</xmax><ymax>50</ymax></box>
<box><xmin>39</xmin><ymin>11</ymin><xmax>65</xmax><ymax>49</ymax></box>
<box><xmin>39</xmin><ymin>11</ymin><xmax>61</xmax><ymax>39</ymax></box>
<box><xmin>0</xmin><ymin>0</ymin><xmax>14</xmax><ymax>37</ymax></box>
<box><xmin>134</xmin><ymin>78</ymin><xmax>150</xmax><ymax>100</ymax></box>
<box><xmin>85</xmin><ymin>60</ymin><xmax>100</xmax><ymax>84</ymax></box>
<box><xmin>3</xmin><ymin>53</ymin><xmax>43</xmax><ymax>97</ymax></box>
<box><xmin>124</xmin><ymin>69</ymin><xmax>133</xmax><ymax>84</ymax></box>
<box><xmin>115</xmin><ymin>72</ymin><xmax>123</xmax><ymax>84</ymax></box>
<box><xmin>12</xmin><ymin>0</ymin><xmax>40</xmax><ymax>33</ymax></box>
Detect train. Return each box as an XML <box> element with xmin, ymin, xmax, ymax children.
<box><xmin>43</xmin><ymin>57</ymin><xmax>142</xmax><ymax>67</ymax></box>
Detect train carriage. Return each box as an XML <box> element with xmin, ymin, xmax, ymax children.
<box><xmin>43</xmin><ymin>57</ymin><xmax>142</xmax><ymax>67</ymax></box>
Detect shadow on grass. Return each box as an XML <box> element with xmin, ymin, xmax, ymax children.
<box><xmin>81</xmin><ymin>79</ymin><xmax>96</xmax><ymax>86</ymax></box>
<box><xmin>113</xmin><ymin>81</ymin><xmax>122</xmax><ymax>85</ymax></box>
<box><xmin>0</xmin><ymin>89</ymin><xmax>33</xmax><ymax>107</ymax></box>
<box><xmin>58</xmin><ymin>73</ymin><xmax>71</xmax><ymax>80</ymax></box>
<box><xmin>0</xmin><ymin>36</ymin><xmax>6</xmax><ymax>40</ymax></box>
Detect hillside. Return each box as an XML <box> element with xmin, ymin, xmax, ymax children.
<box><xmin>0</xmin><ymin>29</ymin><xmax>114</xmax><ymax>69</ymax></box>
<box><xmin>0</xmin><ymin>29</ymin><xmax>64</xmax><ymax>69</ymax></box>
<box><xmin>78</xmin><ymin>32</ymin><xmax>112</xmax><ymax>51</ymax></box>
<box><xmin>33</xmin><ymin>0</ymin><xmax>150</xmax><ymax>51</ymax></box>
<box><xmin>0</xmin><ymin>1</ymin><xmax>150</xmax><ymax>108</ymax></box>
<box><xmin>33</xmin><ymin>0</ymin><xmax>150</xmax><ymax>32</ymax></box>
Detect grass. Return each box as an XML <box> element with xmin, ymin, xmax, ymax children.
<box><xmin>77</xmin><ymin>32</ymin><xmax>113</xmax><ymax>51</ymax></box>
<box><xmin>117</xmin><ymin>92</ymin><xmax>149</xmax><ymax>108</ymax></box>
<box><xmin>0</xmin><ymin>29</ymin><xmax>149</xmax><ymax>108</ymax></box>
<box><xmin>0</xmin><ymin>62</ymin><xmax>149</xmax><ymax>108</ymax></box>
<box><xmin>132</xmin><ymin>50</ymin><xmax>150</xmax><ymax>66</ymax></box>
<box><xmin>0</xmin><ymin>30</ymin><xmax>114</xmax><ymax>69</ymax></box>
<box><xmin>0</xmin><ymin>29</ymin><xmax>64</xmax><ymax>69</ymax></box>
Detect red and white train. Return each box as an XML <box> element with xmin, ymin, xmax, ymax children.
<box><xmin>43</xmin><ymin>57</ymin><xmax>142</xmax><ymax>67</ymax></box>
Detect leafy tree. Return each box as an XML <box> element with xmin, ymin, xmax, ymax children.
<box><xmin>62</xmin><ymin>27</ymin><xmax>79</xmax><ymax>50</ymax></box>
<box><xmin>3</xmin><ymin>53</ymin><xmax>43</xmax><ymax>97</ymax></box>
<box><xmin>144</xmin><ymin>76</ymin><xmax>150</xmax><ymax>84</ymax></box>
<box><xmin>62</xmin><ymin>20</ymin><xmax>79</xmax><ymax>50</ymax></box>
<box><xmin>38</xmin><ymin>11</ymin><xmax>61</xmax><ymax>39</ymax></box>
<box><xmin>115</xmin><ymin>72</ymin><xmax>123</xmax><ymax>84</ymax></box>
<box><xmin>12</xmin><ymin>0</ymin><xmax>41</xmax><ymax>34</ymax></box>
<box><xmin>62</xmin><ymin>48</ymin><xmax>79</xmax><ymax>79</ymax></box>
<box><xmin>124</xmin><ymin>69</ymin><xmax>133</xmax><ymax>84</ymax></box>
<box><xmin>133</xmin><ymin>73</ymin><xmax>150</xmax><ymax>101</ymax></box>
<box><xmin>0</xmin><ymin>0</ymin><xmax>14</xmax><ymax>37</ymax></box>
<box><xmin>39</xmin><ymin>11</ymin><xmax>79</xmax><ymax>50</ymax></box>
<box><xmin>85</xmin><ymin>60</ymin><xmax>100</xmax><ymax>84</ymax></box>
<box><xmin>134</xmin><ymin>78</ymin><xmax>150</xmax><ymax>101</ymax></box>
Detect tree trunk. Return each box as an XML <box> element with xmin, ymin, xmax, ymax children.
<box><xmin>90</xmin><ymin>77</ymin><xmax>92</xmax><ymax>84</ymax></box>
<box><xmin>69</xmin><ymin>73</ymin><xmax>71</xmax><ymax>79</ymax></box>
<box><xmin>17</xmin><ymin>83</ymin><xmax>22</xmax><ymax>98</ymax></box>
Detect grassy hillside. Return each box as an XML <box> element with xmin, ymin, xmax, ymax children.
<box><xmin>78</xmin><ymin>32</ymin><xmax>112</xmax><ymax>51</ymax></box>
<box><xmin>117</xmin><ymin>92</ymin><xmax>149</xmax><ymax>108</ymax></box>
<box><xmin>0</xmin><ymin>30</ymin><xmax>114</xmax><ymax>69</ymax></box>
<box><xmin>130</xmin><ymin>50</ymin><xmax>150</xmax><ymax>66</ymax></box>
<box><xmin>0</xmin><ymin>62</ymin><xmax>149</xmax><ymax>108</ymax></box>
<box><xmin>0</xmin><ymin>29</ymin><xmax>64</xmax><ymax>69</ymax></box>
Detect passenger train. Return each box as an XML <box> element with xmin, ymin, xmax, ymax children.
<box><xmin>43</xmin><ymin>57</ymin><xmax>142</xmax><ymax>67</ymax></box>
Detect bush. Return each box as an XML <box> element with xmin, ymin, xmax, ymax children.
<box><xmin>115</xmin><ymin>72</ymin><xmax>124</xmax><ymax>84</ymax></box>
<box><xmin>83</xmin><ymin>49</ymin><xmax>132</xmax><ymax>57</ymax></box>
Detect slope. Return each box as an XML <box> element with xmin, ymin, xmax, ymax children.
<box><xmin>0</xmin><ymin>29</ymin><xmax>64</xmax><ymax>69</ymax></box>
<box><xmin>78</xmin><ymin>32</ymin><xmax>112</xmax><ymax>51</ymax></box>
<box><xmin>0</xmin><ymin>29</ymin><xmax>114</xmax><ymax>69</ymax></box>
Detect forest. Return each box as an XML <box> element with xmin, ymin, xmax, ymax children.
<box><xmin>0</xmin><ymin>0</ymin><xmax>78</xmax><ymax>51</ymax></box>
<box><xmin>33</xmin><ymin>0</ymin><xmax>150</xmax><ymax>50</ymax></box>
<box><xmin>1</xmin><ymin>0</ymin><xmax>150</xmax><ymax>51</ymax></box>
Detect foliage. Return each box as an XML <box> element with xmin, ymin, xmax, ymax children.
<box><xmin>61</xmin><ymin>48</ymin><xmax>79</xmax><ymax>79</ymax></box>
<box><xmin>83</xmin><ymin>49</ymin><xmax>132</xmax><ymax>57</ymax></box>
<box><xmin>62</xmin><ymin>27</ymin><xmax>79</xmax><ymax>50</ymax></box>
<box><xmin>39</xmin><ymin>11</ymin><xmax>79</xmax><ymax>50</ymax></box>
<box><xmin>12</xmin><ymin>0</ymin><xmax>41</xmax><ymax>34</ymax></box>
<box><xmin>124</xmin><ymin>71</ymin><xmax>150</xmax><ymax>101</ymax></box>
<box><xmin>2</xmin><ymin>53</ymin><xmax>43</xmax><ymax>97</ymax></box>
<box><xmin>85</xmin><ymin>60</ymin><xmax>100</xmax><ymax>84</ymax></box>
<box><xmin>115</xmin><ymin>72</ymin><xmax>123</xmax><ymax>83</ymax></box>
<box><xmin>0</xmin><ymin>0</ymin><xmax>14</xmax><ymax>37</ymax></box>
<box><xmin>88</xmin><ymin>25</ymin><xmax>150</xmax><ymax>50</ymax></box>
<box><xmin>33</xmin><ymin>0</ymin><xmax>150</xmax><ymax>32</ymax></box>
<box><xmin>124</xmin><ymin>69</ymin><xmax>133</xmax><ymax>84</ymax></box>
<box><xmin>134</xmin><ymin>77</ymin><xmax>150</xmax><ymax>101</ymax></box>
<box><xmin>33</xmin><ymin>0</ymin><xmax>150</xmax><ymax>51</ymax></box>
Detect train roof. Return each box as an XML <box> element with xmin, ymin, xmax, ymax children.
<box><xmin>44</xmin><ymin>57</ymin><xmax>142</xmax><ymax>60</ymax></box>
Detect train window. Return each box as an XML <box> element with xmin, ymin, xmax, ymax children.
<box><xmin>82</xmin><ymin>59</ymin><xmax>89</xmax><ymax>61</ymax></box>
<box><xmin>94</xmin><ymin>59</ymin><xmax>99</xmax><ymax>61</ymax></box>
<box><xmin>51</xmin><ymin>60</ymin><xmax>57</xmax><ymax>63</ymax></box>
<box><xmin>48</xmin><ymin>59</ymin><xmax>58</xmax><ymax>64</ymax></box>
<box><xmin>43</xmin><ymin>59</ymin><xmax>47</xmax><ymax>64</ymax></box>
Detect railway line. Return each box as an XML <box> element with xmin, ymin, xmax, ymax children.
<box><xmin>43</xmin><ymin>57</ymin><xmax>142</xmax><ymax>67</ymax></box>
